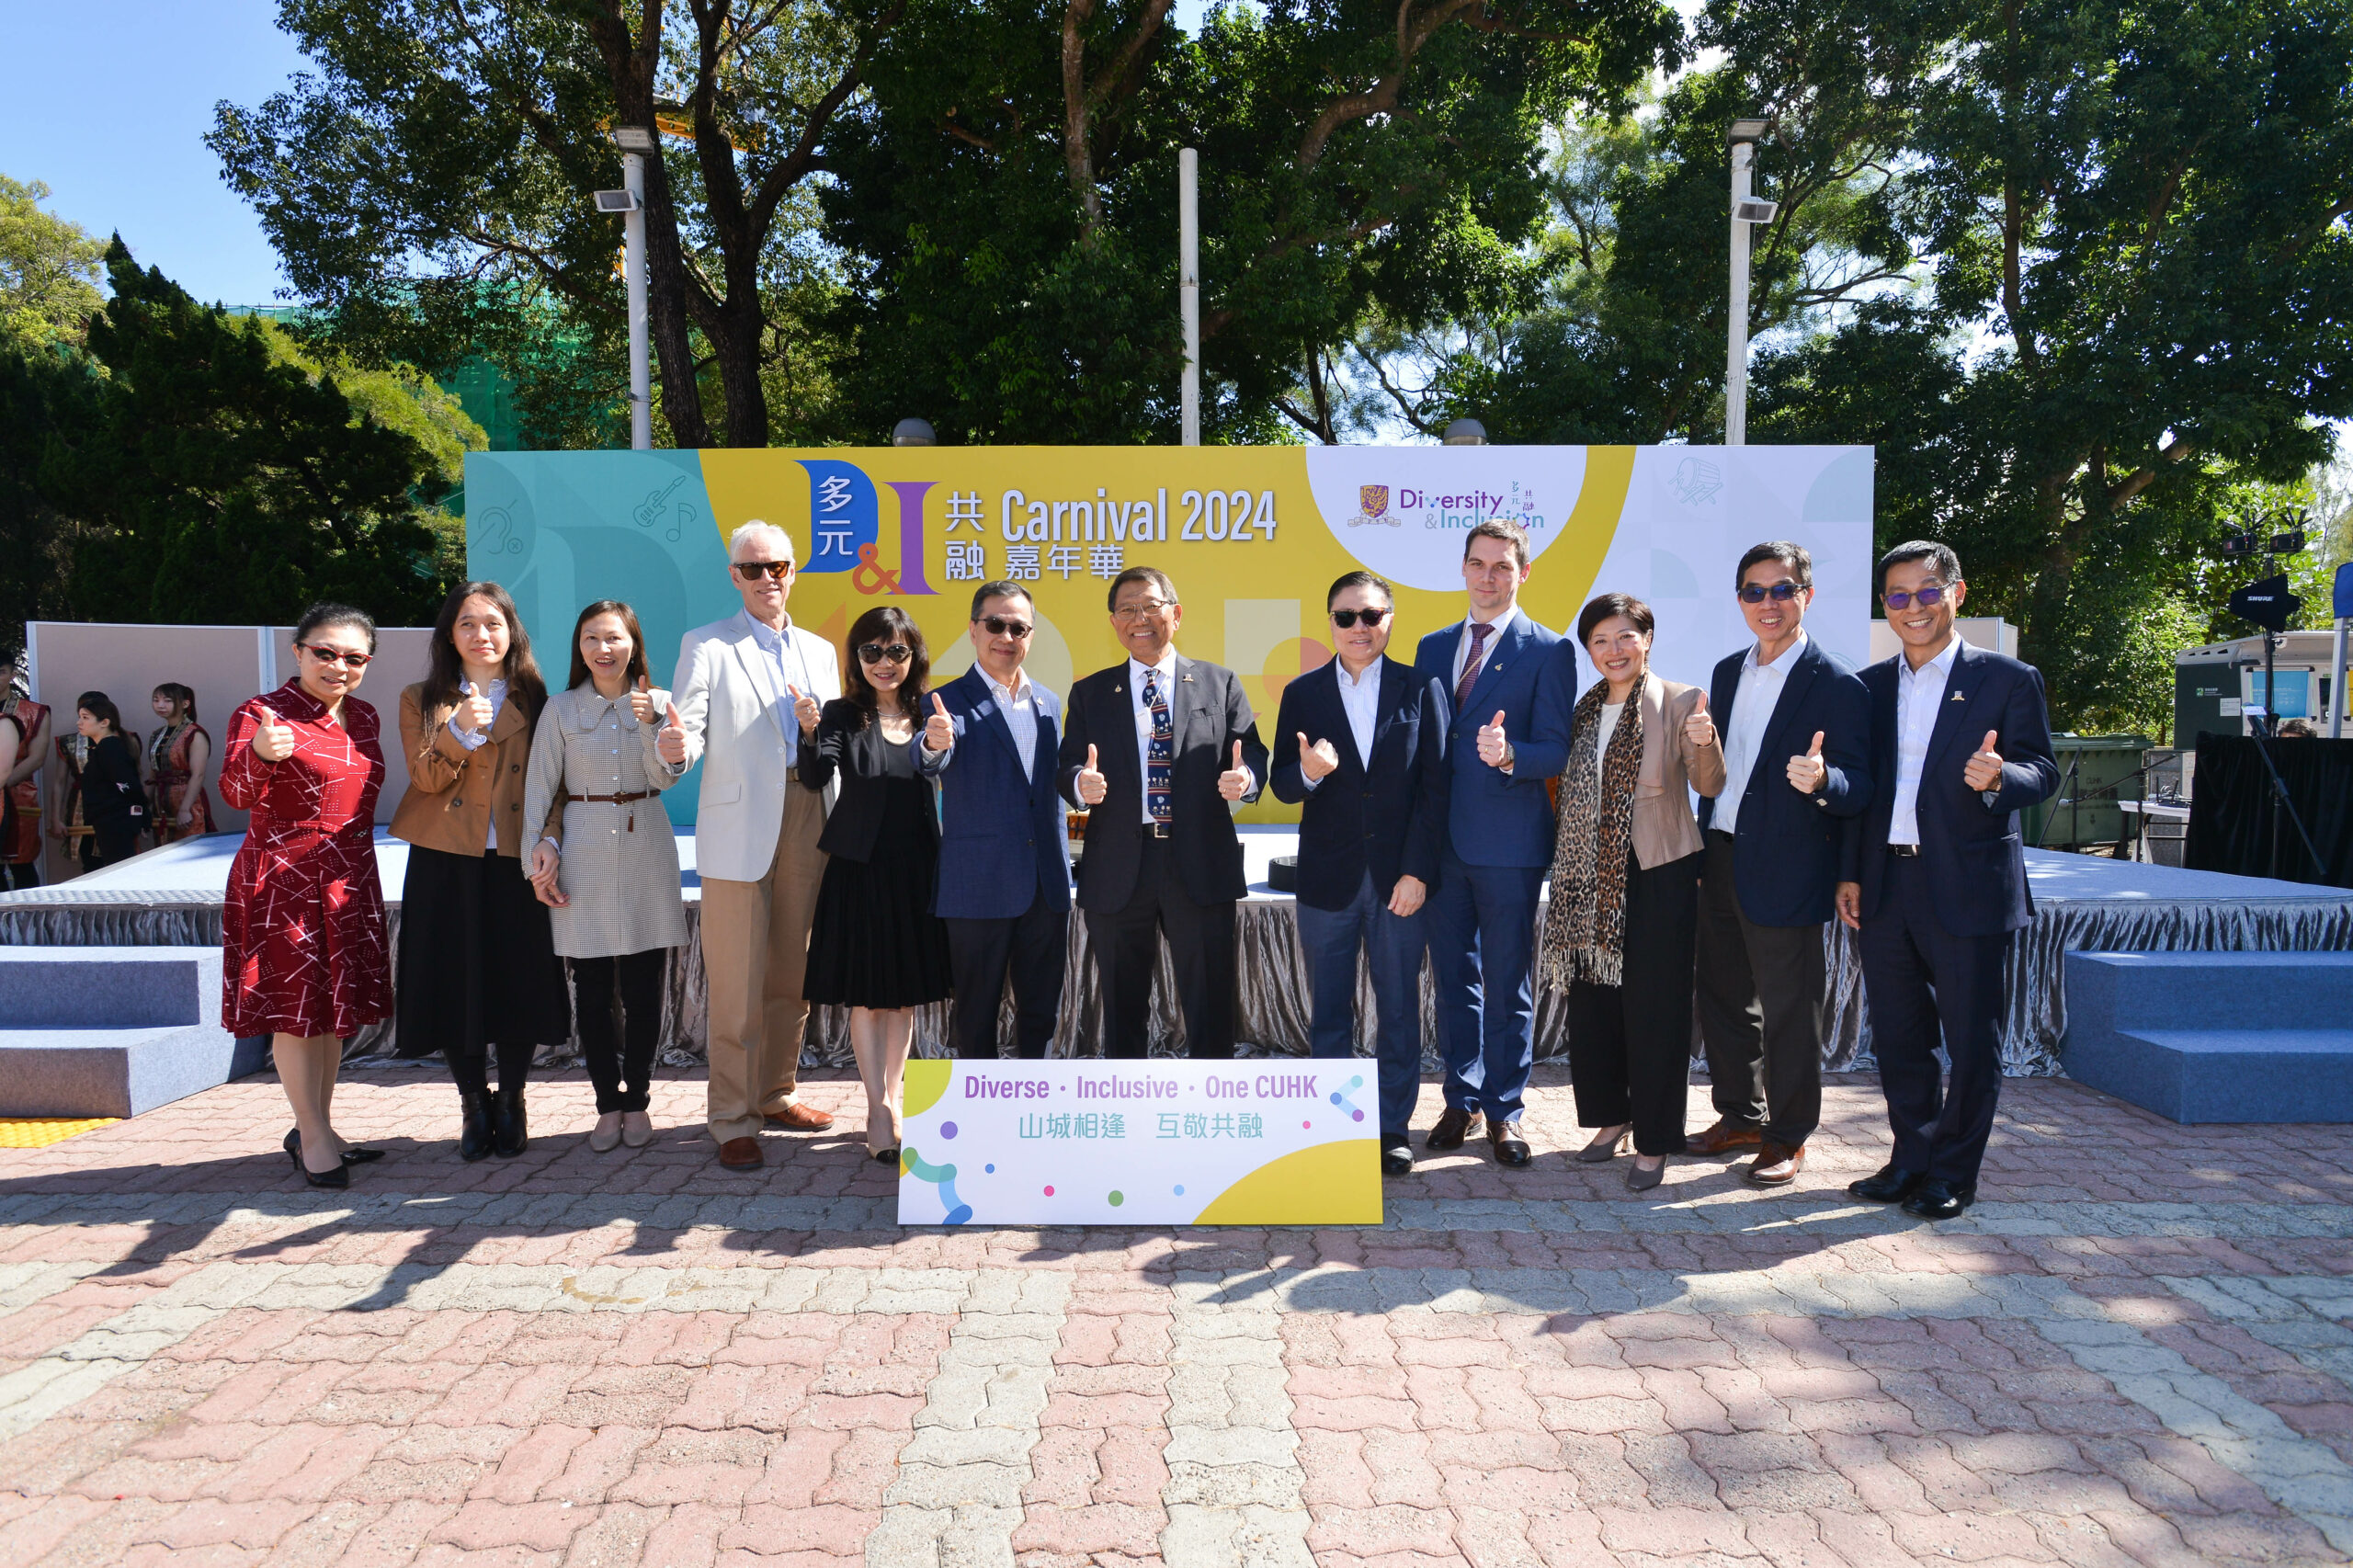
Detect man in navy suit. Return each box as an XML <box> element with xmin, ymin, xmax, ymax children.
<box><xmin>1837</xmin><ymin>540</ymin><xmax>2058</xmax><ymax>1221</ymax></box>
<box><xmin>1689</xmin><ymin>541</ymin><xmax>1874</xmax><ymax>1186</ymax></box>
<box><xmin>1059</xmin><ymin>566</ymin><xmax>1270</xmax><ymax>1058</ymax></box>
<box><xmin>1412</xmin><ymin>517</ymin><xmax>1577</xmax><ymax>1168</ymax></box>
<box><xmin>1271</xmin><ymin>570</ymin><xmax>1443</xmax><ymax>1176</ymax></box>
<box><xmin>933</xmin><ymin>582</ymin><xmax>1072</xmax><ymax>1060</ymax></box>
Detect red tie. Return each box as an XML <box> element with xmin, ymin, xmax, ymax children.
<box><xmin>1454</xmin><ymin>621</ymin><xmax>1492</xmax><ymax>716</ymax></box>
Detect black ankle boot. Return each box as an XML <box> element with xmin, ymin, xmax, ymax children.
<box><xmin>458</xmin><ymin>1091</ymin><xmax>494</xmax><ymax>1162</ymax></box>
<box><xmin>493</xmin><ymin>1087</ymin><xmax>528</xmax><ymax>1157</ymax></box>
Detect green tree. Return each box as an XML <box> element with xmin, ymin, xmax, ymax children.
<box><xmin>43</xmin><ymin>242</ymin><xmax>480</xmax><ymax>628</ymax></box>
<box><xmin>0</xmin><ymin>176</ymin><xmax>106</xmax><ymax>353</ymax></box>
<box><xmin>0</xmin><ymin>345</ymin><xmax>100</xmax><ymax>658</ymax></box>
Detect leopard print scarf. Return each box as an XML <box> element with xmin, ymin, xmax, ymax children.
<box><xmin>1542</xmin><ymin>680</ymin><xmax>1644</xmax><ymax>990</ymax></box>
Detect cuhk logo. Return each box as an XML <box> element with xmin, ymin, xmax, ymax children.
<box><xmin>1350</xmin><ymin>485</ymin><xmax>1397</xmax><ymax>528</ymax></box>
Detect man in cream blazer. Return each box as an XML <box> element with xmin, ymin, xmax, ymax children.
<box><xmin>663</xmin><ymin>520</ymin><xmax>841</xmax><ymax>1168</ymax></box>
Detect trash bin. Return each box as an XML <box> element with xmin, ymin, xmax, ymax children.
<box><xmin>2024</xmin><ymin>733</ymin><xmax>2154</xmax><ymax>851</ymax></box>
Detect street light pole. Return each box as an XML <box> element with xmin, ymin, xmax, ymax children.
<box><xmin>1179</xmin><ymin>147</ymin><xmax>1199</xmax><ymax>447</ymax></box>
<box><xmin>611</xmin><ymin>126</ymin><xmax>654</xmax><ymax>452</ymax></box>
<box><xmin>1724</xmin><ymin>119</ymin><xmax>1773</xmax><ymax>449</ymax></box>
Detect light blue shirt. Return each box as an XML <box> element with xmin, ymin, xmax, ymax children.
<box><xmin>746</xmin><ymin>618</ymin><xmax>815</xmax><ymax>767</ymax></box>
<box><xmin>988</xmin><ymin>670</ymin><xmax>1040</xmax><ymax>781</ymax></box>
<box><xmin>1889</xmin><ymin>635</ymin><xmax>1960</xmax><ymax>846</ymax></box>
<box><xmin>1302</xmin><ymin>657</ymin><xmax>1381</xmax><ymax>790</ymax></box>
<box><xmin>1714</xmin><ymin>630</ymin><xmax>1805</xmax><ymax>836</ymax></box>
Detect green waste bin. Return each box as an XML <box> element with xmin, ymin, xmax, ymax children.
<box><xmin>2022</xmin><ymin>733</ymin><xmax>2153</xmax><ymax>851</ymax></box>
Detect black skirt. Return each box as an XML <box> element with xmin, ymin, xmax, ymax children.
<box><xmin>396</xmin><ymin>846</ymin><xmax>572</xmax><ymax>1057</ymax></box>
<box><xmin>802</xmin><ymin>774</ymin><xmax>953</xmax><ymax>1010</ymax></box>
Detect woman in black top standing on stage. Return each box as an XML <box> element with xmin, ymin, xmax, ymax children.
<box><xmin>73</xmin><ymin>692</ymin><xmax>148</xmax><ymax>871</ymax></box>
<box><xmin>797</xmin><ymin>606</ymin><xmax>955</xmax><ymax>1162</ymax></box>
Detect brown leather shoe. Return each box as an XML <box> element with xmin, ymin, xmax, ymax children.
<box><xmin>764</xmin><ymin>1101</ymin><xmax>835</xmax><ymax>1131</ymax></box>
<box><xmin>1746</xmin><ymin>1142</ymin><xmax>1805</xmax><ymax>1186</ymax></box>
<box><xmin>1685</xmin><ymin>1118</ymin><xmax>1764</xmax><ymax>1156</ymax></box>
<box><xmin>1424</xmin><ymin>1107</ymin><xmax>1483</xmax><ymax>1152</ymax></box>
<box><xmin>718</xmin><ymin>1136</ymin><xmax>764</xmax><ymax>1169</ymax></box>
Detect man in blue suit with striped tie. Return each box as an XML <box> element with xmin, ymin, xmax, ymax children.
<box><xmin>1413</xmin><ymin>518</ymin><xmax>1578</xmax><ymax>1167</ymax></box>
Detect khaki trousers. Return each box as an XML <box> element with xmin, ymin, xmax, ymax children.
<box><xmin>700</xmin><ymin>781</ymin><xmax>826</xmax><ymax>1142</ymax></box>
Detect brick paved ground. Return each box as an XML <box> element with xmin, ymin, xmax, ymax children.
<box><xmin>0</xmin><ymin>1064</ymin><xmax>2349</xmax><ymax>1567</ymax></box>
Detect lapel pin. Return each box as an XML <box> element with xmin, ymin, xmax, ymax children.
<box><xmin>1949</xmin><ymin>691</ymin><xmax>1966</xmax><ymax>702</ymax></box>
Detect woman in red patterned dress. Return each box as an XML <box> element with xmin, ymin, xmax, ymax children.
<box><xmin>221</xmin><ymin>604</ymin><xmax>393</xmax><ymax>1189</ymax></box>
<box><xmin>146</xmin><ymin>683</ymin><xmax>217</xmax><ymax>844</ymax></box>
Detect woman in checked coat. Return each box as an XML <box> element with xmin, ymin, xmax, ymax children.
<box><xmin>523</xmin><ymin>600</ymin><xmax>688</xmax><ymax>1152</ymax></box>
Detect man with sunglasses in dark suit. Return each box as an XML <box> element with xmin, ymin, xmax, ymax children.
<box><xmin>932</xmin><ymin>582</ymin><xmax>1071</xmax><ymax>1060</ymax></box>
<box><xmin>1688</xmin><ymin>541</ymin><xmax>1873</xmax><ymax>1186</ymax></box>
<box><xmin>1058</xmin><ymin>566</ymin><xmax>1271</xmax><ymax>1058</ymax></box>
<box><xmin>1836</xmin><ymin>540</ymin><xmax>2058</xmax><ymax>1220</ymax></box>
<box><xmin>1271</xmin><ymin>570</ymin><xmax>1445</xmax><ymax>1175</ymax></box>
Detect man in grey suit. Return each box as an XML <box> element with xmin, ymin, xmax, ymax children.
<box><xmin>662</xmin><ymin>520</ymin><xmax>839</xmax><ymax>1169</ymax></box>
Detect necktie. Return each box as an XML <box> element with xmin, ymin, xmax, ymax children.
<box><xmin>1454</xmin><ymin>621</ymin><xmax>1493</xmax><ymax>716</ymax></box>
<box><xmin>1143</xmin><ymin>668</ymin><xmax>1174</xmax><ymax>825</ymax></box>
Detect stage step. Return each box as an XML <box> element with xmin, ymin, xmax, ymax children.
<box><xmin>0</xmin><ymin>948</ymin><xmax>267</xmax><ymax>1118</ymax></box>
<box><xmin>2061</xmin><ymin>951</ymin><xmax>2353</xmax><ymax>1123</ymax></box>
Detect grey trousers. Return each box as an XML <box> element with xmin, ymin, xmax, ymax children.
<box><xmin>1693</xmin><ymin>831</ymin><xmax>1827</xmax><ymax>1147</ymax></box>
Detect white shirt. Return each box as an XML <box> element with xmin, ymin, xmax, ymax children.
<box><xmin>448</xmin><ymin>677</ymin><xmax>509</xmax><ymax>852</ymax></box>
<box><xmin>1714</xmin><ymin>630</ymin><xmax>1806</xmax><ymax>836</ymax></box>
<box><xmin>746</xmin><ymin>616</ymin><xmax>815</xmax><ymax>767</ymax></box>
<box><xmin>1594</xmin><ymin>701</ymin><xmax>1624</xmax><ymax>782</ymax></box>
<box><xmin>987</xmin><ymin>668</ymin><xmax>1040</xmax><ymax>781</ymax></box>
<box><xmin>1126</xmin><ymin>651</ymin><xmax>1251</xmax><ymax>823</ymax></box>
<box><xmin>1303</xmin><ymin>658</ymin><xmax>1381</xmax><ymax>791</ymax></box>
<box><xmin>1451</xmin><ymin>606</ymin><xmax>1520</xmax><ymax>702</ymax></box>
<box><xmin>1889</xmin><ymin>635</ymin><xmax>1961</xmax><ymax>846</ymax></box>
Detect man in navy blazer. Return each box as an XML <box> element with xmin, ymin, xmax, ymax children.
<box><xmin>1271</xmin><ymin>570</ymin><xmax>1443</xmax><ymax>1176</ymax></box>
<box><xmin>1837</xmin><ymin>541</ymin><xmax>2058</xmax><ymax>1221</ymax></box>
<box><xmin>1689</xmin><ymin>541</ymin><xmax>1874</xmax><ymax>1186</ymax></box>
<box><xmin>1411</xmin><ymin>517</ymin><xmax>1577</xmax><ymax>1168</ymax></box>
<box><xmin>933</xmin><ymin>582</ymin><xmax>1072</xmax><ymax>1060</ymax></box>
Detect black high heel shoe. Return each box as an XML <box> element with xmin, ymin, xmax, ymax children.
<box><xmin>458</xmin><ymin>1092</ymin><xmax>494</xmax><ymax>1162</ymax></box>
<box><xmin>492</xmin><ymin>1087</ymin><xmax>529</xmax><ymax>1157</ymax></box>
<box><xmin>287</xmin><ymin>1127</ymin><xmax>383</xmax><ymax>1165</ymax></box>
<box><xmin>283</xmin><ymin>1129</ymin><xmax>350</xmax><ymax>1189</ymax></box>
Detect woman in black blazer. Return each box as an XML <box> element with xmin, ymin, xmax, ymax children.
<box><xmin>73</xmin><ymin>691</ymin><xmax>149</xmax><ymax>871</ymax></box>
<box><xmin>796</xmin><ymin>607</ymin><xmax>955</xmax><ymax>1160</ymax></box>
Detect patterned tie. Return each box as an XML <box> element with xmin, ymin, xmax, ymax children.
<box><xmin>1143</xmin><ymin>668</ymin><xmax>1174</xmax><ymax>825</ymax></box>
<box><xmin>1454</xmin><ymin>621</ymin><xmax>1493</xmax><ymax>716</ymax></box>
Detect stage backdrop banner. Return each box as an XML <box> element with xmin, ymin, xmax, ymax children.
<box><xmin>894</xmin><ymin>1059</ymin><xmax>1381</xmax><ymax>1225</ymax></box>
<box><xmin>466</xmin><ymin>445</ymin><xmax>1873</xmax><ymax>823</ymax></box>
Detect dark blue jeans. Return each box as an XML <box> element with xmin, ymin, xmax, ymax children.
<box><xmin>1427</xmin><ymin>848</ymin><xmax>1545</xmax><ymax>1127</ymax></box>
<box><xmin>1294</xmin><ymin>870</ymin><xmax>1429</xmax><ymax>1142</ymax></box>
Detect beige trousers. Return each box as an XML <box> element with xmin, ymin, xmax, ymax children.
<box><xmin>700</xmin><ymin>781</ymin><xmax>827</xmax><ymax>1142</ymax></box>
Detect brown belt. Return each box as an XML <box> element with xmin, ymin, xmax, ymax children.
<box><xmin>573</xmin><ymin>790</ymin><xmax>654</xmax><ymax>832</ymax></box>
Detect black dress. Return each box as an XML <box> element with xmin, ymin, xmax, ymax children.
<box><xmin>801</xmin><ymin>710</ymin><xmax>953</xmax><ymax>1010</ymax></box>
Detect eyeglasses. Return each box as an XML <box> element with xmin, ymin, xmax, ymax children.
<box><xmin>1738</xmin><ymin>582</ymin><xmax>1804</xmax><ymax>604</ymax></box>
<box><xmin>300</xmin><ymin>644</ymin><xmax>373</xmax><ymax>668</ymax></box>
<box><xmin>979</xmin><ymin>616</ymin><xmax>1033</xmax><ymax>639</ymax></box>
<box><xmin>1881</xmin><ymin>585</ymin><xmax>1950</xmax><ymax>610</ymax></box>
<box><xmin>1329</xmin><ymin>607</ymin><xmax>1389</xmax><ymax>629</ymax></box>
<box><xmin>858</xmin><ymin>642</ymin><xmax>913</xmax><ymax>665</ymax></box>
<box><xmin>1112</xmin><ymin>598</ymin><xmax>1175</xmax><ymax>622</ymax></box>
<box><xmin>733</xmin><ymin>560</ymin><xmax>792</xmax><ymax>581</ymax></box>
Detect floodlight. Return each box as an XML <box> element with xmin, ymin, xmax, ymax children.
<box><xmin>1728</xmin><ymin>119</ymin><xmax>1769</xmax><ymax>144</ymax></box>
<box><xmin>594</xmin><ymin>189</ymin><xmax>641</xmax><ymax>213</ymax></box>
<box><xmin>612</xmin><ymin>125</ymin><xmax>655</xmax><ymax>152</ymax></box>
<box><xmin>1733</xmin><ymin>198</ymin><xmax>1779</xmax><ymax>223</ymax></box>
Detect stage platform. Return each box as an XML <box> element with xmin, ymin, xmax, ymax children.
<box><xmin>5</xmin><ymin>827</ymin><xmax>2350</xmax><ymax>1077</ymax></box>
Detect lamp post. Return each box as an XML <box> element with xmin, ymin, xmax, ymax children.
<box><xmin>599</xmin><ymin>126</ymin><xmax>655</xmax><ymax>451</ymax></box>
<box><xmin>1723</xmin><ymin>119</ymin><xmax>1777</xmax><ymax>448</ymax></box>
<box><xmin>1179</xmin><ymin>147</ymin><xmax>1200</xmax><ymax>447</ymax></box>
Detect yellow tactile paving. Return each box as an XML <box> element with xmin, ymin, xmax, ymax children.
<box><xmin>0</xmin><ymin>1118</ymin><xmax>121</xmax><ymax>1148</ymax></box>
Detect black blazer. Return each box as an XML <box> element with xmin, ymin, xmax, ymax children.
<box><xmin>1839</xmin><ymin>642</ymin><xmax>2060</xmax><ymax>937</ymax></box>
<box><xmin>1056</xmin><ymin>654</ymin><xmax>1270</xmax><ymax>910</ymax></box>
<box><xmin>795</xmin><ymin>698</ymin><xmax>949</xmax><ymax>865</ymax></box>
<box><xmin>1695</xmin><ymin>637</ymin><xmax>1874</xmax><ymax>926</ymax></box>
<box><xmin>82</xmin><ymin>733</ymin><xmax>150</xmax><ymax>833</ymax></box>
<box><xmin>1268</xmin><ymin>656</ymin><xmax>1442</xmax><ymax>911</ymax></box>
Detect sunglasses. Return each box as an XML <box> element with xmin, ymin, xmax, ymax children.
<box><xmin>1329</xmin><ymin>607</ymin><xmax>1389</xmax><ymax>629</ymax></box>
<box><xmin>1738</xmin><ymin>582</ymin><xmax>1804</xmax><ymax>604</ymax></box>
<box><xmin>300</xmin><ymin>644</ymin><xmax>373</xmax><ymax>668</ymax></box>
<box><xmin>979</xmin><ymin>616</ymin><xmax>1033</xmax><ymax>639</ymax></box>
<box><xmin>733</xmin><ymin>560</ymin><xmax>792</xmax><ymax>581</ymax></box>
<box><xmin>858</xmin><ymin>642</ymin><xmax>914</xmax><ymax>665</ymax></box>
<box><xmin>1881</xmin><ymin>585</ymin><xmax>1950</xmax><ymax>610</ymax></box>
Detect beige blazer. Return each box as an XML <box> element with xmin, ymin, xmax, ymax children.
<box><xmin>1624</xmin><ymin>672</ymin><xmax>1726</xmax><ymax>869</ymax></box>
<box><xmin>390</xmin><ymin>682</ymin><xmax>545</xmax><ymax>858</ymax></box>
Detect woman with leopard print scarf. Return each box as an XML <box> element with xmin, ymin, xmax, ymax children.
<box><xmin>1540</xmin><ymin>594</ymin><xmax>1725</xmax><ymax>1190</ymax></box>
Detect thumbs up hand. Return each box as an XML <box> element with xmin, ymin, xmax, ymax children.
<box><xmin>1683</xmin><ymin>689</ymin><xmax>1718</xmax><ymax>751</ymax></box>
<box><xmin>250</xmin><ymin>705</ymin><xmax>294</xmax><ymax>763</ymax></box>
<box><xmin>1297</xmin><ymin>731</ymin><xmax>1340</xmax><ymax>782</ymax></box>
<box><xmin>786</xmin><ymin>682</ymin><xmax>822</xmax><ymax>737</ymax></box>
<box><xmin>453</xmin><ymin>679</ymin><xmax>495</xmax><ymax>736</ymax></box>
<box><xmin>1075</xmin><ymin>743</ymin><xmax>1108</xmax><ymax>806</ymax></box>
<box><xmin>1787</xmin><ymin>730</ymin><xmax>1828</xmax><ymax>794</ymax></box>
<box><xmin>1963</xmin><ymin>729</ymin><xmax>2005</xmax><ymax>793</ymax></box>
<box><xmin>656</xmin><ymin>701</ymin><xmax>687</xmax><ymax>767</ymax></box>
<box><xmin>628</xmin><ymin>672</ymin><xmax>659</xmax><ymax>725</ymax></box>
<box><xmin>1476</xmin><ymin>710</ymin><xmax>1512</xmax><ymax>769</ymax></box>
<box><xmin>1219</xmin><ymin>739</ymin><xmax>1252</xmax><ymax>801</ymax></box>
<box><xmin>923</xmin><ymin>692</ymin><xmax>954</xmax><ymax>753</ymax></box>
